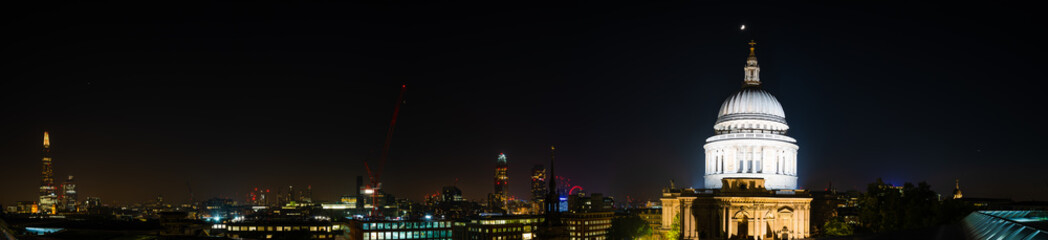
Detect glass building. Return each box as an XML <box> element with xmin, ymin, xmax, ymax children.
<box><xmin>963</xmin><ymin>210</ymin><xmax>1048</xmax><ymax>240</ymax></box>
<box><xmin>452</xmin><ymin>215</ymin><xmax>544</xmax><ymax>240</ymax></box>
<box><xmin>348</xmin><ymin>219</ymin><xmax>453</xmax><ymax>240</ymax></box>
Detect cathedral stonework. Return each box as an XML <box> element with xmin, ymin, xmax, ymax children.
<box><xmin>662</xmin><ymin>42</ymin><xmax>811</xmax><ymax>240</ymax></box>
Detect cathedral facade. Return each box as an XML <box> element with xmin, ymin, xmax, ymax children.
<box><xmin>662</xmin><ymin>42</ymin><xmax>811</xmax><ymax>240</ymax></box>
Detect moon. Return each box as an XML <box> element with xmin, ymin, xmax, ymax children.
<box><xmin>740</xmin><ymin>25</ymin><xmax>746</xmax><ymax>30</ymax></box>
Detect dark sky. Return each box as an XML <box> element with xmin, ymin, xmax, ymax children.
<box><xmin>2</xmin><ymin>2</ymin><xmax>1046</xmax><ymax>206</ymax></box>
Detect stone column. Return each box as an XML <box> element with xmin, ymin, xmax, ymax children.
<box><xmin>759</xmin><ymin>207</ymin><xmax>765</xmax><ymax>239</ymax></box>
<box><xmin>803</xmin><ymin>205</ymin><xmax>810</xmax><ymax>238</ymax></box>
<box><xmin>723</xmin><ymin>205</ymin><xmax>728</xmax><ymax>236</ymax></box>
<box><xmin>727</xmin><ymin>206</ymin><xmax>734</xmax><ymax>239</ymax></box>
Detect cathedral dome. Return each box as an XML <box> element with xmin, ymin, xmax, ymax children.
<box><xmin>715</xmin><ymin>87</ymin><xmax>786</xmax><ymax>124</ymax></box>
<box><xmin>704</xmin><ymin>41</ymin><xmax>798</xmax><ymax>190</ymax></box>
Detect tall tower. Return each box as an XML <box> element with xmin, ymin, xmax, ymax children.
<box><xmin>545</xmin><ymin>147</ymin><xmax>558</xmax><ymax>215</ymax></box>
<box><xmin>536</xmin><ymin>145</ymin><xmax>568</xmax><ymax>239</ymax></box>
<box><xmin>703</xmin><ymin>41</ymin><xmax>800</xmax><ymax>190</ymax></box>
<box><xmin>492</xmin><ymin>153</ymin><xmax>509</xmax><ymax>212</ymax></box>
<box><xmin>39</xmin><ymin>131</ymin><xmax>58</xmax><ymax>214</ymax></box>
<box><xmin>530</xmin><ymin>164</ymin><xmax>547</xmax><ymax>214</ymax></box>
<box><xmin>953</xmin><ymin>179</ymin><xmax>964</xmax><ymax>199</ymax></box>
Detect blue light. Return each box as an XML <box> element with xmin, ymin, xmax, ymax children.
<box><xmin>25</xmin><ymin>227</ymin><xmax>63</xmax><ymax>235</ymax></box>
<box><xmin>425</xmin><ymin>215</ymin><xmax>432</xmax><ymax>220</ymax></box>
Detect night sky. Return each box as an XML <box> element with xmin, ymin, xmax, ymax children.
<box><xmin>2</xmin><ymin>2</ymin><xmax>1046</xmax><ymax>206</ymax></box>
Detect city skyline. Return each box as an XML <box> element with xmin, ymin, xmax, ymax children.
<box><xmin>2</xmin><ymin>2</ymin><xmax>1047</xmax><ymax>207</ymax></box>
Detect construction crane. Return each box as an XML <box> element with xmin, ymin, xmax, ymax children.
<box><xmin>362</xmin><ymin>84</ymin><xmax>406</xmax><ymax>217</ymax></box>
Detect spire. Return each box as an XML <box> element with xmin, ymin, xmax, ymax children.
<box><xmin>43</xmin><ymin>131</ymin><xmax>50</xmax><ymax>148</ymax></box>
<box><xmin>744</xmin><ymin>40</ymin><xmax>761</xmax><ymax>86</ymax></box>
<box><xmin>545</xmin><ymin>145</ymin><xmax>559</xmax><ymax>223</ymax></box>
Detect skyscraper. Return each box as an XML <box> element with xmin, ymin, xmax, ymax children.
<box><xmin>39</xmin><ymin>131</ymin><xmax>58</xmax><ymax>214</ymax></box>
<box><xmin>62</xmin><ymin>175</ymin><xmax>78</xmax><ymax>212</ymax></box>
<box><xmin>530</xmin><ymin>164</ymin><xmax>547</xmax><ymax>214</ymax></box>
<box><xmin>491</xmin><ymin>153</ymin><xmax>509</xmax><ymax>212</ymax></box>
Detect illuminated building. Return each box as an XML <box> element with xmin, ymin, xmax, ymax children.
<box><xmin>492</xmin><ymin>153</ymin><xmax>509</xmax><ymax>213</ymax></box>
<box><xmin>530</xmin><ymin>165</ymin><xmax>547</xmax><ymax>214</ymax></box>
<box><xmin>248</xmin><ymin>187</ymin><xmax>270</xmax><ymax>206</ymax></box>
<box><xmin>562</xmin><ymin>212</ymin><xmax>613</xmax><ymax>240</ymax></box>
<box><xmin>452</xmin><ymin>215</ymin><xmax>544</xmax><ymax>240</ymax></box>
<box><xmin>560</xmin><ymin>193</ymin><xmax>615</xmax><ymax>240</ymax></box>
<box><xmin>62</xmin><ymin>175</ymin><xmax>78</xmax><ymax>212</ymax></box>
<box><xmin>39</xmin><ymin>131</ymin><xmax>58</xmax><ymax>214</ymax></box>
<box><xmin>84</xmin><ymin>197</ymin><xmax>102</xmax><ymax>209</ymax></box>
<box><xmin>442</xmin><ymin>186</ymin><xmax>464</xmax><ymax>203</ymax></box>
<box><xmin>347</xmin><ymin>219</ymin><xmax>453</xmax><ymax>240</ymax></box>
<box><xmin>14</xmin><ymin>201</ymin><xmax>36</xmax><ymax>214</ymax></box>
<box><xmin>204</xmin><ymin>198</ymin><xmax>237</xmax><ymax>221</ymax></box>
<box><xmin>357</xmin><ymin>186</ymin><xmax>401</xmax><ymax>217</ymax></box>
<box><xmin>225</xmin><ymin>220</ymin><xmax>344</xmax><ymax>239</ymax></box>
<box><xmin>322</xmin><ymin>195</ymin><xmax>360</xmax><ymax>210</ymax></box>
<box><xmin>702</xmin><ymin>42</ymin><xmax>798</xmax><ymax>190</ymax></box>
<box><xmin>637</xmin><ymin>208</ymin><xmax>663</xmax><ymax>240</ymax></box>
<box><xmin>953</xmin><ymin>179</ymin><xmax>964</xmax><ymax>199</ymax></box>
<box><xmin>661</xmin><ymin>42</ymin><xmax>811</xmax><ymax>240</ymax></box>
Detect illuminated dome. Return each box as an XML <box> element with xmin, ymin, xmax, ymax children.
<box><xmin>717</xmin><ymin>87</ymin><xmax>786</xmax><ymax>124</ymax></box>
<box><xmin>703</xmin><ymin>41</ymin><xmax>799</xmax><ymax>190</ymax></box>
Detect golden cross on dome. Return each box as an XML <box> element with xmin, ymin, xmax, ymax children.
<box><xmin>748</xmin><ymin>40</ymin><xmax>757</xmax><ymax>56</ymax></box>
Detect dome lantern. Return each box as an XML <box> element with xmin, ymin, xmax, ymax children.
<box><xmin>743</xmin><ymin>40</ymin><xmax>761</xmax><ymax>86</ymax></box>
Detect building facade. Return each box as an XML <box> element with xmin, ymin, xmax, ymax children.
<box><xmin>663</xmin><ymin>179</ymin><xmax>810</xmax><ymax>239</ymax></box>
<box><xmin>531</xmin><ymin>164</ymin><xmax>547</xmax><ymax>215</ymax></box>
<box><xmin>661</xmin><ymin>42</ymin><xmax>811</xmax><ymax>240</ymax></box>
<box><xmin>224</xmin><ymin>220</ymin><xmax>342</xmax><ymax>239</ymax></box>
<box><xmin>452</xmin><ymin>215</ymin><xmax>543</xmax><ymax>240</ymax></box>
<box><xmin>562</xmin><ymin>212</ymin><xmax>613</xmax><ymax>240</ymax></box>
<box><xmin>637</xmin><ymin>208</ymin><xmax>663</xmax><ymax>240</ymax></box>
<box><xmin>39</xmin><ymin>132</ymin><xmax>58</xmax><ymax>214</ymax></box>
<box><xmin>492</xmin><ymin>153</ymin><xmax>509</xmax><ymax>213</ymax></box>
<box><xmin>347</xmin><ymin>219</ymin><xmax>453</xmax><ymax>240</ymax></box>
<box><xmin>62</xmin><ymin>175</ymin><xmax>78</xmax><ymax>212</ymax></box>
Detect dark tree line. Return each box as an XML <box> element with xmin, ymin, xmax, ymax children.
<box><xmin>609</xmin><ymin>213</ymin><xmax>654</xmax><ymax>240</ymax></box>
<box><xmin>856</xmin><ymin>178</ymin><xmax>973</xmax><ymax>233</ymax></box>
